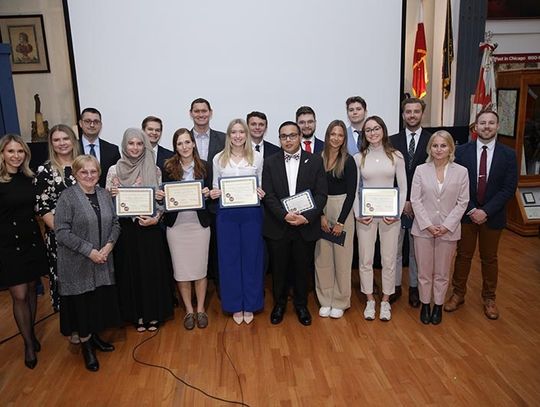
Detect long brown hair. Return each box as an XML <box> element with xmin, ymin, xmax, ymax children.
<box><xmin>0</xmin><ymin>134</ymin><xmax>34</xmax><ymax>182</ymax></box>
<box><xmin>164</xmin><ymin>128</ymin><xmax>207</xmax><ymax>180</ymax></box>
<box><xmin>359</xmin><ymin>116</ymin><xmax>397</xmax><ymax>167</ymax></box>
<box><xmin>47</xmin><ymin>124</ymin><xmax>80</xmax><ymax>181</ymax></box>
<box><xmin>321</xmin><ymin>120</ymin><xmax>349</xmax><ymax>178</ymax></box>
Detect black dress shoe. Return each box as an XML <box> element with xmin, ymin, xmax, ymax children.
<box><xmin>90</xmin><ymin>334</ymin><xmax>115</xmax><ymax>352</ymax></box>
<box><xmin>270</xmin><ymin>305</ymin><xmax>286</xmax><ymax>325</ymax></box>
<box><xmin>295</xmin><ymin>306</ymin><xmax>312</xmax><ymax>326</ymax></box>
<box><xmin>430</xmin><ymin>304</ymin><xmax>443</xmax><ymax>325</ymax></box>
<box><xmin>409</xmin><ymin>287</ymin><xmax>420</xmax><ymax>308</ymax></box>
<box><xmin>24</xmin><ymin>346</ymin><xmax>37</xmax><ymax>369</ymax></box>
<box><xmin>389</xmin><ymin>286</ymin><xmax>402</xmax><ymax>304</ymax></box>
<box><xmin>420</xmin><ymin>303</ymin><xmax>431</xmax><ymax>324</ymax></box>
<box><xmin>81</xmin><ymin>341</ymin><xmax>99</xmax><ymax>372</ymax></box>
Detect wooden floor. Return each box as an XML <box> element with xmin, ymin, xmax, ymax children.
<box><xmin>1</xmin><ymin>230</ymin><xmax>539</xmax><ymax>406</ymax></box>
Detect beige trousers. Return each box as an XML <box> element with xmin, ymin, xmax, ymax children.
<box><xmin>314</xmin><ymin>195</ymin><xmax>354</xmax><ymax>309</ymax></box>
<box><xmin>357</xmin><ymin>218</ymin><xmax>401</xmax><ymax>295</ymax></box>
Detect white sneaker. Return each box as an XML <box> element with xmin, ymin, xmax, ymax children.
<box><xmin>319</xmin><ymin>306</ymin><xmax>331</xmax><ymax>317</ymax></box>
<box><xmin>329</xmin><ymin>308</ymin><xmax>344</xmax><ymax>319</ymax></box>
<box><xmin>380</xmin><ymin>301</ymin><xmax>392</xmax><ymax>321</ymax></box>
<box><xmin>364</xmin><ymin>300</ymin><xmax>376</xmax><ymax>320</ymax></box>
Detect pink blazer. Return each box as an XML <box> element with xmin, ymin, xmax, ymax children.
<box><xmin>410</xmin><ymin>162</ymin><xmax>469</xmax><ymax>241</ymax></box>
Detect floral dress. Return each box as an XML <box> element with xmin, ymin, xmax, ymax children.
<box><xmin>35</xmin><ymin>162</ymin><xmax>76</xmax><ymax>311</ymax></box>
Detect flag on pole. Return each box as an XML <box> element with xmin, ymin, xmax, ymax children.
<box><xmin>469</xmin><ymin>35</ymin><xmax>497</xmax><ymax>138</ymax></box>
<box><xmin>442</xmin><ymin>0</ymin><xmax>454</xmax><ymax>99</ymax></box>
<box><xmin>412</xmin><ymin>0</ymin><xmax>428</xmax><ymax>99</ymax></box>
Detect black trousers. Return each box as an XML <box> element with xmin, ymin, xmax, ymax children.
<box><xmin>267</xmin><ymin>233</ymin><xmax>315</xmax><ymax>308</ymax></box>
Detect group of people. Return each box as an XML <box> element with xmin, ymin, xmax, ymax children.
<box><xmin>0</xmin><ymin>96</ymin><xmax>518</xmax><ymax>373</ymax></box>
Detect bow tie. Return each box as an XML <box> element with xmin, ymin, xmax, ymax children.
<box><xmin>285</xmin><ymin>152</ymin><xmax>300</xmax><ymax>162</ymax></box>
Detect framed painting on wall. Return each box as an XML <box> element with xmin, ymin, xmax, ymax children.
<box><xmin>497</xmin><ymin>88</ymin><xmax>519</xmax><ymax>138</ymax></box>
<box><xmin>0</xmin><ymin>14</ymin><xmax>50</xmax><ymax>74</ymax></box>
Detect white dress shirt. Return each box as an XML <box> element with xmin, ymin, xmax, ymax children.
<box><xmin>81</xmin><ymin>136</ymin><xmax>101</xmax><ymax>162</ymax></box>
<box><xmin>212</xmin><ymin>151</ymin><xmax>264</xmax><ymax>189</ymax></box>
<box><xmin>284</xmin><ymin>148</ymin><xmax>301</xmax><ymax>196</ymax></box>
<box><xmin>405</xmin><ymin>127</ymin><xmax>423</xmax><ymax>154</ymax></box>
<box><xmin>194</xmin><ymin>129</ymin><xmax>210</xmax><ymax>161</ymax></box>
<box><xmin>476</xmin><ymin>138</ymin><xmax>496</xmax><ymax>181</ymax></box>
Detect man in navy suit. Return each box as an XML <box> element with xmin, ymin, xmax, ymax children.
<box><xmin>345</xmin><ymin>96</ymin><xmax>368</xmax><ymax>155</ymax></box>
<box><xmin>296</xmin><ymin>106</ymin><xmax>324</xmax><ymax>154</ymax></box>
<box><xmin>445</xmin><ymin>109</ymin><xmax>517</xmax><ymax>320</ymax></box>
<box><xmin>246</xmin><ymin>111</ymin><xmax>280</xmax><ymax>159</ymax></box>
<box><xmin>389</xmin><ymin>97</ymin><xmax>431</xmax><ymax>308</ymax></box>
<box><xmin>78</xmin><ymin>107</ymin><xmax>120</xmax><ymax>188</ymax></box>
<box><xmin>142</xmin><ymin>116</ymin><xmax>174</xmax><ymax>172</ymax></box>
<box><xmin>263</xmin><ymin>121</ymin><xmax>327</xmax><ymax>326</ymax></box>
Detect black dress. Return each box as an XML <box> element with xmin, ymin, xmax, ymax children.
<box><xmin>114</xmin><ymin>219</ymin><xmax>174</xmax><ymax>324</ymax></box>
<box><xmin>0</xmin><ymin>172</ymin><xmax>48</xmax><ymax>287</ymax></box>
<box><xmin>34</xmin><ymin>162</ymin><xmax>77</xmax><ymax>310</ymax></box>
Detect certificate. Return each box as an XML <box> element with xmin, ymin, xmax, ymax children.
<box><xmin>281</xmin><ymin>190</ymin><xmax>315</xmax><ymax>213</ymax></box>
<box><xmin>115</xmin><ymin>187</ymin><xmax>155</xmax><ymax>217</ymax></box>
<box><xmin>162</xmin><ymin>180</ymin><xmax>204</xmax><ymax>212</ymax></box>
<box><xmin>360</xmin><ymin>187</ymin><xmax>399</xmax><ymax>217</ymax></box>
<box><xmin>219</xmin><ymin>175</ymin><xmax>259</xmax><ymax>208</ymax></box>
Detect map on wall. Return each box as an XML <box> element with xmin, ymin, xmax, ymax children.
<box><xmin>497</xmin><ymin>89</ymin><xmax>518</xmax><ymax>138</ymax></box>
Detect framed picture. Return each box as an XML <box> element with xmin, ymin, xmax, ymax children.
<box><xmin>0</xmin><ymin>15</ymin><xmax>50</xmax><ymax>74</ymax></box>
<box><xmin>497</xmin><ymin>88</ymin><xmax>519</xmax><ymax>138</ymax></box>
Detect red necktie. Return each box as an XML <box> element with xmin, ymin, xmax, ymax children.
<box><xmin>304</xmin><ymin>140</ymin><xmax>312</xmax><ymax>153</ymax></box>
<box><xmin>477</xmin><ymin>146</ymin><xmax>487</xmax><ymax>205</ymax></box>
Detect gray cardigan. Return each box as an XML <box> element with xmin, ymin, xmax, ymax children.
<box><xmin>55</xmin><ymin>183</ymin><xmax>121</xmax><ymax>296</ymax></box>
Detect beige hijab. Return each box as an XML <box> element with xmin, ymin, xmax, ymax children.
<box><xmin>115</xmin><ymin>128</ymin><xmax>159</xmax><ymax>187</ymax></box>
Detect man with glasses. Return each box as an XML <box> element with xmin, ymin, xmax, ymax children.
<box><xmin>262</xmin><ymin>121</ymin><xmax>327</xmax><ymax>326</ymax></box>
<box><xmin>78</xmin><ymin>107</ymin><xmax>120</xmax><ymax>187</ymax></box>
<box><xmin>296</xmin><ymin>106</ymin><xmax>324</xmax><ymax>154</ymax></box>
<box><xmin>389</xmin><ymin>98</ymin><xmax>431</xmax><ymax>307</ymax></box>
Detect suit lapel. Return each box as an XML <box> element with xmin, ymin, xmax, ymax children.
<box><xmin>275</xmin><ymin>152</ymin><xmax>290</xmax><ymax>196</ymax></box>
<box><xmin>295</xmin><ymin>151</ymin><xmax>311</xmax><ymax>193</ymax></box>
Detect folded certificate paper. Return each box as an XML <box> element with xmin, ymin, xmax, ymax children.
<box><xmin>320</xmin><ymin>230</ymin><xmax>346</xmax><ymax>246</ymax></box>
<box><xmin>281</xmin><ymin>190</ymin><xmax>315</xmax><ymax>213</ymax></box>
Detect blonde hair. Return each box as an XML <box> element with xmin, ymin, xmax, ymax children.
<box><xmin>321</xmin><ymin>120</ymin><xmax>349</xmax><ymax>178</ymax></box>
<box><xmin>72</xmin><ymin>155</ymin><xmax>101</xmax><ymax>177</ymax></box>
<box><xmin>47</xmin><ymin>124</ymin><xmax>80</xmax><ymax>181</ymax></box>
<box><xmin>0</xmin><ymin>134</ymin><xmax>34</xmax><ymax>182</ymax></box>
<box><xmin>426</xmin><ymin>130</ymin><xmax>456</xmax><ymax>163</ymax></box>
<box><xmin>219</xmin><ymin>119</ymin><xmax>254</xmax><ymax>168</ymax></box>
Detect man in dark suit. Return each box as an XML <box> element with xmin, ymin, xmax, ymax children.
<box><xmin>246</xmin><ymin>111</ymin><xmax>280</xmax><ymax>158</ymax></box>
<box><xmin>296</xmin><ymin>106</ymin><xmax>324</xmax><ymax>154</ymax></box>
<box><xmin>345</xmin><ymin>96</ymin><xmax>368</xmax><ymax>155</ymax></box>
<box><xmin>78</xmin><ymin>107</ymin><xmax>120</xmax><ymax>188</ymax></box>
<box><xmin>263</xmin><ymin>121</ymin><xmax>328</xmax><ymax>326</ymax></box>
<box><xmin>389</xmin><ymin>97</ymin><xmax>431</xmax><ymax>307</ymax></box>
<box><xmin>445</xmin><ymin>109</ymin><xmax>517</xmax><ymax>320</ymax></box>
<box><xmin>142</xmin><ymin>115</ymin><xmax>174</xmax><ymax>172</ymax></box>
<box><xmin>190</xmin><ymin>98</ymin><xmax>225</xmax><ymax>291</ymax></box>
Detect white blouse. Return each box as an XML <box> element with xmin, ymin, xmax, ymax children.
<box><xmin>212</xmin><ymin>151</ymin><xmax>263</xmax><ymax>189</ymax></box>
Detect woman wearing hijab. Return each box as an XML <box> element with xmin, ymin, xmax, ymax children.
<box><xmin>106</xmin><ymin>128</ymin><xmax>173</xmax><ymax>331</ymax></box>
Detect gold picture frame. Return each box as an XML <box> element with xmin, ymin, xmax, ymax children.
<box><xmin>0</xmin><ymin>14</ymin><xmax>50</xmax><ymax>74</ymax></box>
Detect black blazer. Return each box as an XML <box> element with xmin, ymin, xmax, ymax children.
<box><xmin>455</xmin><ymin>141</ymin><xmax>517</xmax><ymax>229</ymax></box>
<box><xmin>161</xmin><ymin>160</ymin><xmax>212</xmax><ymax>228</ymax></box>
<box><xmin>262</xmin><ymin>150</ymin><xmax>328</xmax><ymax>241</ymax></box>
<box><xmin>263</xmin><ymin>140</ymin><xmax>281</xmax><ymax>159</ymax></box>
<box><xmin>156</xmin><ymin>145</ymin><xmax>174</xmax><ymax>172</ymax></box>
<box><xmin>314</xmin><ymin>137</ymin><xmax>324</xmax><ymax>153</ymax></box>
<box><xmin>78</xmin><ymin>137</ymin><xmax>120</xmax><ymax>188</ymax></box>
<box><xmin>390</xmin><ymin>129</ymin><xmax>431</xmax><ymax>200</ymax></box>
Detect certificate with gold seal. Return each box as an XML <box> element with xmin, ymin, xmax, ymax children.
<box><xmin>219</xmin><ymin>175</ymin><xmax>259</xmax><ymax>208</ymax></box>
<box><xmin>115</xmin><ymin>187</ymin><xmax>155</xmax><ymax>217</ymax></box>
<box><xmin>360</xmin><ymin>187</ymin><xmax>399</xmax><ymax>217</ymax></box>
<box><xmin>162</xmin><ymin>180</ymin><xmax>204</xmax><ymax>212</ymax></box>
<box><xmin>281</xmin><ymin>190</ymin><xmax>315</xmax><ymax>213</ymax></box>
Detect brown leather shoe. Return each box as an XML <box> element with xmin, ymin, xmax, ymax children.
<box><xmin>196</xmin><ymin>312</ymin><xmax>208</xmax><ymax>329</ymax></box>
<box><xmin>483</xmin><ymin>299</ymin><xmax>499</xmax><ymax>320</ymax></box>
<box><xmin>444</xmin><ymin>294</ymin><xmax>464</xmax><ymax>312</ymax></box>
<box><xmin>183</xmin><ymin>313</ymin><xmax>195</xmax><ymax>330</ymax></box>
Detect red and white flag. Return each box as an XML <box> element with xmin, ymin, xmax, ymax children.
<box><xmin>470</xmin><ymin>39</ymin><xmax>497</xmax><ymax>138</ymax></box>
<box><xmin>412</xmin><ymin>1</ymin><xmax>428</xmax><ymax>99</ymax></box>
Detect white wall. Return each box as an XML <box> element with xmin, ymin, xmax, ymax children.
<box><xmin>0</xmin><ymin>0</ymin><xmax>76</xmax><ymax>141</ymax></box>
<box><xmin>486</xmin><ymin>19</ymin><xmax>540</xmax><ymax>54</ymax></box>
<box><xmin>66</xmin><ymin>0</ymin><xmax>403</xmax><ymax>147</ymax></box>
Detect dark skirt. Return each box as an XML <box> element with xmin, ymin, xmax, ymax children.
<box><xmin>114</xmin><ymin>219</ymin><xmax>174</xmax><ymax>324</ymax></box>
<box><xmin>59</xmin><ymin>285</ymin><xmax>121</xmax><ymax>338</ymax></box>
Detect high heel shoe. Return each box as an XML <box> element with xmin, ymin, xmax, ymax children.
<box><xmin>81</xmin><ymin>340</ymin><xmax>99</xmax><ymax>372</ymax></box>
<box><xmin>232</xmin><ymin>312</ymin><xmax>243</xmax><ymax>325</ymax></box>
<box><xmin>32</xmin><ymin>335</ymin><xmax>41</xmax><ymax>352</ymax></box>
<box><xmin>24</xmin><ymin>347</ymin><xmax>37</xmax><ymax>369</ymax></box>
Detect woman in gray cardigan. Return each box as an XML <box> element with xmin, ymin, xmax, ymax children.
<box><xmin>55</xmin><ymin>155</ymin><xmax>121</xmax><ymax>372</ymax></box>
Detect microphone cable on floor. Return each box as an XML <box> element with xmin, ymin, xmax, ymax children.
<box><xmin>0</xmin><ymin>310</ymin><xmax>56</xmax><ymax>346</ymax></box>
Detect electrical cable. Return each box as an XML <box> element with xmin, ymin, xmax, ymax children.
<box><xmin>0</xmin><ymin>310</ymin><xmax>56</xmax><ymax>346</ymax></box>
<box><xmin>131</xmin><ymin>319</ymin><xmax>251</xmax><ymax>407</ymax></box>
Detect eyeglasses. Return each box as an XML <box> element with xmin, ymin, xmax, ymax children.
<box><xmin>364</xmin><ymin>126</ymin><xmax>382</xmax><ymax>134</ymax></box>
<box><xmin>78</xmin><ymin>170</ymin><xmax>99</xmax><ymax>177</ymax></box>
<box><xmin>279</xmin><ymin>133</ymin><xmax>299</xmax><ymax>140</ymax></box>
<box><xmin>82</xmin><ymin>119</ymin><xmax>102</xmax><ymax>126</ymax></box>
